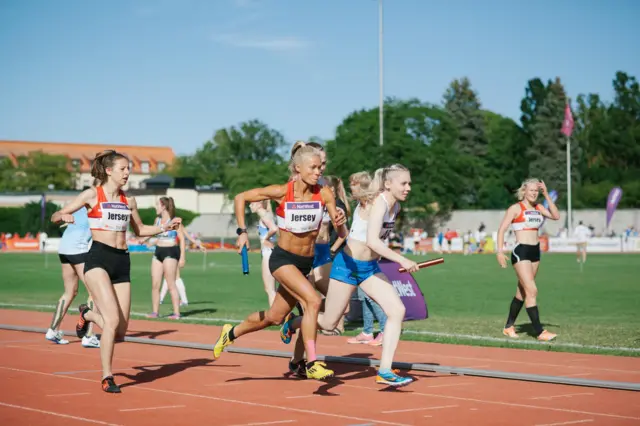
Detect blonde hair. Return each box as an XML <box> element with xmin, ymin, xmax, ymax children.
<box><xmin>515</xmin><ymin>178</ymin><xmax>540</xmax><ymax>201</ymax></box>
<box><xmin>380</xmin><ymin>164</ymin><xmax>410</xmax><ymax>191</ymax></box>
<box><xmin>288</xmin><ymin>144</ymin><xmax>322</xmax><ymax>176</ymax></box>
<box><xmin>324</xmin><ymin>175</ymin><xmax>351</xmax><ymax>217</ymax></box>
<box><xmin>349</xmin><ymin>170</ymin><xmax>381</xmax><ymax>206</ymax></box>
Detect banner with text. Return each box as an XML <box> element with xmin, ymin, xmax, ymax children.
<box><xmin>378</xmin><ymin>259</ymin><xmax>428</xmax><ymax>321</ymax></box>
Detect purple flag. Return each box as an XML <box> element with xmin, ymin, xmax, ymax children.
<box><xmin>378</xmin><ymin>259</ymin><xmax>428</xmax><ymax>321</ymax></box>
<box><xmin>606</xmin><ymin>187</ymin><xmax>622</xmax><ymax>228</ymax></box>
<box><xmin>40</xmin><ymin>194</ymin><xmax>46</xmax><ymax>230</ymax></box>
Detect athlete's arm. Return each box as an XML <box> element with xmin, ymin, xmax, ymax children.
<box><xmin>51</xmin><ymin>188</ymin><xmax>95</xmax><ymax>224</ymax></box>
<box><xmin>181</xmin><ymin>227</ymin><xmax>205</xmax><ymax>251</ymax></box>
<box><xmin>321</xmin><ymin>186</ymin><xmax>347</xmax><ymax>238</ymax></box>
<box><xmin>496</xmin><ymin>204</ymin><xmax>519</xmax><ymax>253</ymax></box>
<box><xmin>178</xmin><ymin>224</ymin><xmax>186</xmax><ymax>263</ymax></box>
<box><xmin>128</xmin><ymin>197</ymin><xmax>181</xmax><ymax>237</ymax></box>
<box><xmin>537</xmin><ymin>181</ymin><xmax>560</xmax><ymax>220</ymax></box>
<box><xmin>234</xmin><ymin>184</ymin><xmax>286</xmax><ymax>231</ymax></box>
<box><xmin>259</xmin><ymin>211</ymin><xmax>279</xmax><ymax>241</ymax></box>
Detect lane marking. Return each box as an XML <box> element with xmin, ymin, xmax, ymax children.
<box><xmin>0</xmin><ymin>401</ymin><xmax>121</xmax><ymax>425</ymax></box>
<box><xmin>535</xmin><ymin>420</ymin><xmax>594</xmax><ymax>426</ymax></box>
<box><xmin>382</xmin><ymin>405</ymin><xmax>458</xmax><ymax>413</ymax></box>
<box><xmin>47</xmin><ymin>392</ymin><xmax>91</xmax><ymax>397</ymax></box>
<box><xmin>119</xmin><ymin>405</ymin><xmax>185</xmax><ymax>412</ymax></box>
<box><xmin>530</xmin><ymin>393</ymin><xmax>594</xmax><ymax>400</ymax></box>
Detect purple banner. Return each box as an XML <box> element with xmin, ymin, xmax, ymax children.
<box><xmin>606</xmin><ymin>187</ymin><xmax>623</xmax><ymax>228</ymax></box>
<box><xmin>378</xmin><ymin>259</ymin><xmax>428</xmax><ymax>321</ymax></box>
<box><xmin>40</xmin><ymin>194</ymin><xmax>46</xmax><ymax>230</ymax></box>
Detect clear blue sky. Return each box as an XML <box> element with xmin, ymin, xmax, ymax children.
<box><xmin>1</xmin><ymin>0</ymin><xmax>638</xmax><ymax>155</ymax></box>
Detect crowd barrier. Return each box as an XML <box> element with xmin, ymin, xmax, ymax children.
<box><xmin>3</xmin><ymin>236</ymin><xmax>639</xmax><ymax>254</ymax></box>
<box><xmin>411</xmin><ymin>236</ymin><xmax>640</xmax><ymax>254</ymax></box>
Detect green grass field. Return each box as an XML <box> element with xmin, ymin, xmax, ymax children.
<box><xmin>1</xmin><ymin>251</ymin><xmax>639</xmax><ymax>357</ymax></box>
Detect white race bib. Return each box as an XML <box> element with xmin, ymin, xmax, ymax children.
<box><xmin>101</xmin><ymin>202</ymin><xmax>131</xmax><ymax>231</ymax></box>
<box><xmin>283</xmin><ymin>201</ymin><xmax>322</xmax><ymax>233</ymax></box>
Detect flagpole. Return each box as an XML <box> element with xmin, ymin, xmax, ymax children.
<box><xmin>378</xmin><ymin>0</ymin><xmax>384</xmax><ymax>147</ymax></box>
<box><xmin>566</xmin><ymin>134</ymin><xmax>572</xmax><ymax>236</ymax></box>
<box><xmin>562</xmin><ymin>98</ymin><xmax>574</xmax><ymax>237</ymax></box>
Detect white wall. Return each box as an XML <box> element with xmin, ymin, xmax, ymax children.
<box><xmin>438</xmin><ymin>209</ymin><xmax>639</xmax><ymax>237</ymax></box>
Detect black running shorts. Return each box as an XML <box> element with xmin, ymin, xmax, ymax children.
<box><xmin>269</xmin><ymin>245</ymin><xmax>314</xmax><ymax>277</ymax></box>
<box><xmin>511</xmin><ymin>243</ymin><xmax>541</xmax><ymax>265</ymax></box>
<box><xmin>84</xmin><ymin>241</ymin><xmax>131</xmax><ymax>284</ymax></box>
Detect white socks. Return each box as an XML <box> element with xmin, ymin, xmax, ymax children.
<box><xmin>160</xmin><ymin>278</ymin><xmax>188</xmax><ymax>304</ymax></box>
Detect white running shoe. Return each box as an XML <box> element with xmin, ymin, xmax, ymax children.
<box><xmin>45</xmin><ymin>328</ymin><xmax>69</xmax><ymax>345</ymax></box>
<box><xmin>82</xmin><ymin>335</ymin><xmax>100</xmax><ymax>348</ymax></box>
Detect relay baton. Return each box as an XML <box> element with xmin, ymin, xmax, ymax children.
<box><xmin>241</xmin><ymin>245</ymin><xmax>250</xmax><ymax>275</ymax></box>
<box><xmin>398</xmin><ymin>257</ymin><xmax>444</xmax><ymax>273</ymax></box>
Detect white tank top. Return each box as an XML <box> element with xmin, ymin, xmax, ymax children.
<box><xmin>349</xmin><ymin>194</ymin><xmax>399</xmax><ymax>243</ymax></box>
<box><xmin>155</xmin><ymin>217</ymin><xmax>179</xmax><ymax>244</ymax></box>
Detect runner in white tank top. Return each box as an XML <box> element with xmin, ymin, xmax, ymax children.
<box><xmin>250</xmin><ymin>200</ymin><xmax>279</xmax><ymax>306</ymax></box>
<box><xmin>281</xmin><ymin>165</ymin><xmax>418</xmax><ymax>387</ymax></box>
<box><xmin>496</xmin><ymin>178</ymin><xmax>560</xmax><ymax>342</ymax></box>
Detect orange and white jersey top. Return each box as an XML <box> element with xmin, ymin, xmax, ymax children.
<box><xmin>511</xmin><ymin>202</ymin><xmax>544</xmax><ymax>231</ymax></box>
<box><xmin>87</xmin><ymin>186</ymin><xmax>131</xmax><ymax>232</ymax></box>
<box><xmin>275</xmin><ymin>181</ymin><xmax>324</xmax><ymax>234</ymax></box>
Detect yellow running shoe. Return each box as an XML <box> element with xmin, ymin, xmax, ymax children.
<box><xmin>305</xmin><ymin>361</ymin><xmax>334</xmax><ymax>380</ymax></box>
<box><xmin>213</xmin><ymin>324</ymin><xmax>234</xmax><ymax>359</ymax></box>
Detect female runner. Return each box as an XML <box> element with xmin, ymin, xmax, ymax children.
<box><xmin>250</xmin><ymin>200</ymin><xmax>279</xmax><ymax>306</ymax></box>
<box><xmin>281</xmin><ymin>165</ymin><xmax>418</xmax><ymax>386</ymax></box>
<box><xmin>159</xmin><ymin>228</ymin><xmax>207</xmax><ymax>306</ymax></box>
<box><xmin>212</xmin><ymin>144</ymin><xmax>347</xmax><ymax>381</ymax></box>
<box><xmin>496</xmin><ymin>178</ymin><xmax>559</xmax><ymax>341</ymax></box>
<box><xmin>51</xmin><ymin>150</ymin><xmax>181</xmax><ymax>393</ymax></box>
<box><xmin>146</xmin><ymin>197</ymin><xmax>184</xmax><ymax>319</ymax></box>
<box><xmin>286</xmin><ymin>174</ymin><xmax>351</xmax><ymax>376</ymax></box>
<box><xmin>46</xmin><ymin>205</ymin><xmax>100</xmax><ymax>348</ymax></box>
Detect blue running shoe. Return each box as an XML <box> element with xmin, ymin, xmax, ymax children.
<box><xmin>376</xmin><ymin>369</ymin><xmax>413</xmax><ymax>387</ymax></box>
<box><xmin>280</xmin><ymin>312</ymin><xmax>296</xmax><ymax>344</ymax></box>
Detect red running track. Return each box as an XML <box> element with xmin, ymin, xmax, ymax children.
<box><xmin>0</xmin><ymin>309</ymin><xmax>639</xmax><ymax>426</ymax></box>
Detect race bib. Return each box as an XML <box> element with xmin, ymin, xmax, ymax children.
<box><xmin>381</xmin><ymin>221</ymin><xmax>395</xmax><ymax>240</ymax></box>
<box><xmin>101</xmin><ymin>202</ymin><xmax>131</xmax><ymax>232</ymax></box>
<box><xmin>283</xmin><ymin>201</ymin><xmax>322</xmax><ymax>233</ymax></box>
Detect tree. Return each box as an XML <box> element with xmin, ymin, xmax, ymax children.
<box><xmin>325</xmin><ymin>98</ymin><xmax>463</xmax><ymax>231</ymax></box>
<box><xmin>442</xmin><ymin>77</ymin><xmax>489</xmax><ymax>207</ymax></box>
<box><xmin>479</xmin><ymin>111</ymin><xmax>530</xmax><ymax>208</ymax></box>
<box><xmin>1</xmin><ymin>152</ymin><xmax>75</xmax><ymax>192</ymax></box>
<box><xmin>527</xmin><ymin>78</ymin><xmax>581</xmax><ymax>201</ymax></box>
<box><xmin>170</xmin><ymin>119</ymin><xmax>289</xmax><ymax>195</ymax></box>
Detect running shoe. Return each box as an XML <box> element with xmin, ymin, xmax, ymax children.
<box><xmin>347</xmin><ymin>332</ymin><xmax>374</xmax><ymax>344</ymax></box>
<box><xmin>376</xmin><ymin>369</ymin><xmax>413</xmax><ymax>387</ymax></box>
<box><xmin>212</xmin><ymin>324</ymin><xmax>234</xmax><ymax>359</ymax></box>
<box><xmin>537</xmin><ymin>330</ymin><xmax>557</xmax><ymax>341</ymax></box>
<box><xmin>82</xmin><ymin>335</ymin><xmax>100</xmax><ymax>348</ymax></box>
<box><xmin>502</xmin><ymin>326</ymin><xmax>519</xmax><ymax>338</ymax></box>
<box><xmin>279</xmin><ymin>312</ymin><xmax>296</xmax><ymax>344</ymax></box>
<box><xmin>288</xmin><ymin>359</ymin><xmax>307</xmax><ymax>379</ymax></box>
<box><xmin>305</xmin><ymin>361</ymin><xmax>334</xmax><ymax>381</ymax></box>
<box><xmin>45</xmin><ymin>328</ymin><xmax>69</xmax><ymax>345</ymax></box>
<box><xmin>368</xmin><ymin>332</ymin><xmax>384</xmax><ymax>346</ymax></box>
<box><xmin>76</xmin><ymin>304</ymin><xmax>91</xmax><ymax>338</ymax></box>
<box><xmin>101</xmin><ymin>376</ymin><xmax>121</xmax><ymax>393</ymax></box>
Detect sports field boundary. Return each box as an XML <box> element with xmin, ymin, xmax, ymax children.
<box><xmin>1</xmin><ymin>302</ymin><xmax>639</xmax><ymax>354</ymax></box>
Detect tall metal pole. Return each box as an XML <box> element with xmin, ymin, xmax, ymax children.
<box><xmin>566</xmin><ymin>135</ymin><xmax>572</xmax><ymax>235</ymax></box>
<box><xmin>566</xmin><ymin>97</ymin><xmax>573</xmax><ymax>236</ymax></box>
<box><xmin>378</xmin><ymin>0</ymin><xmax>384</xmax><ymax>147</ymax></box>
